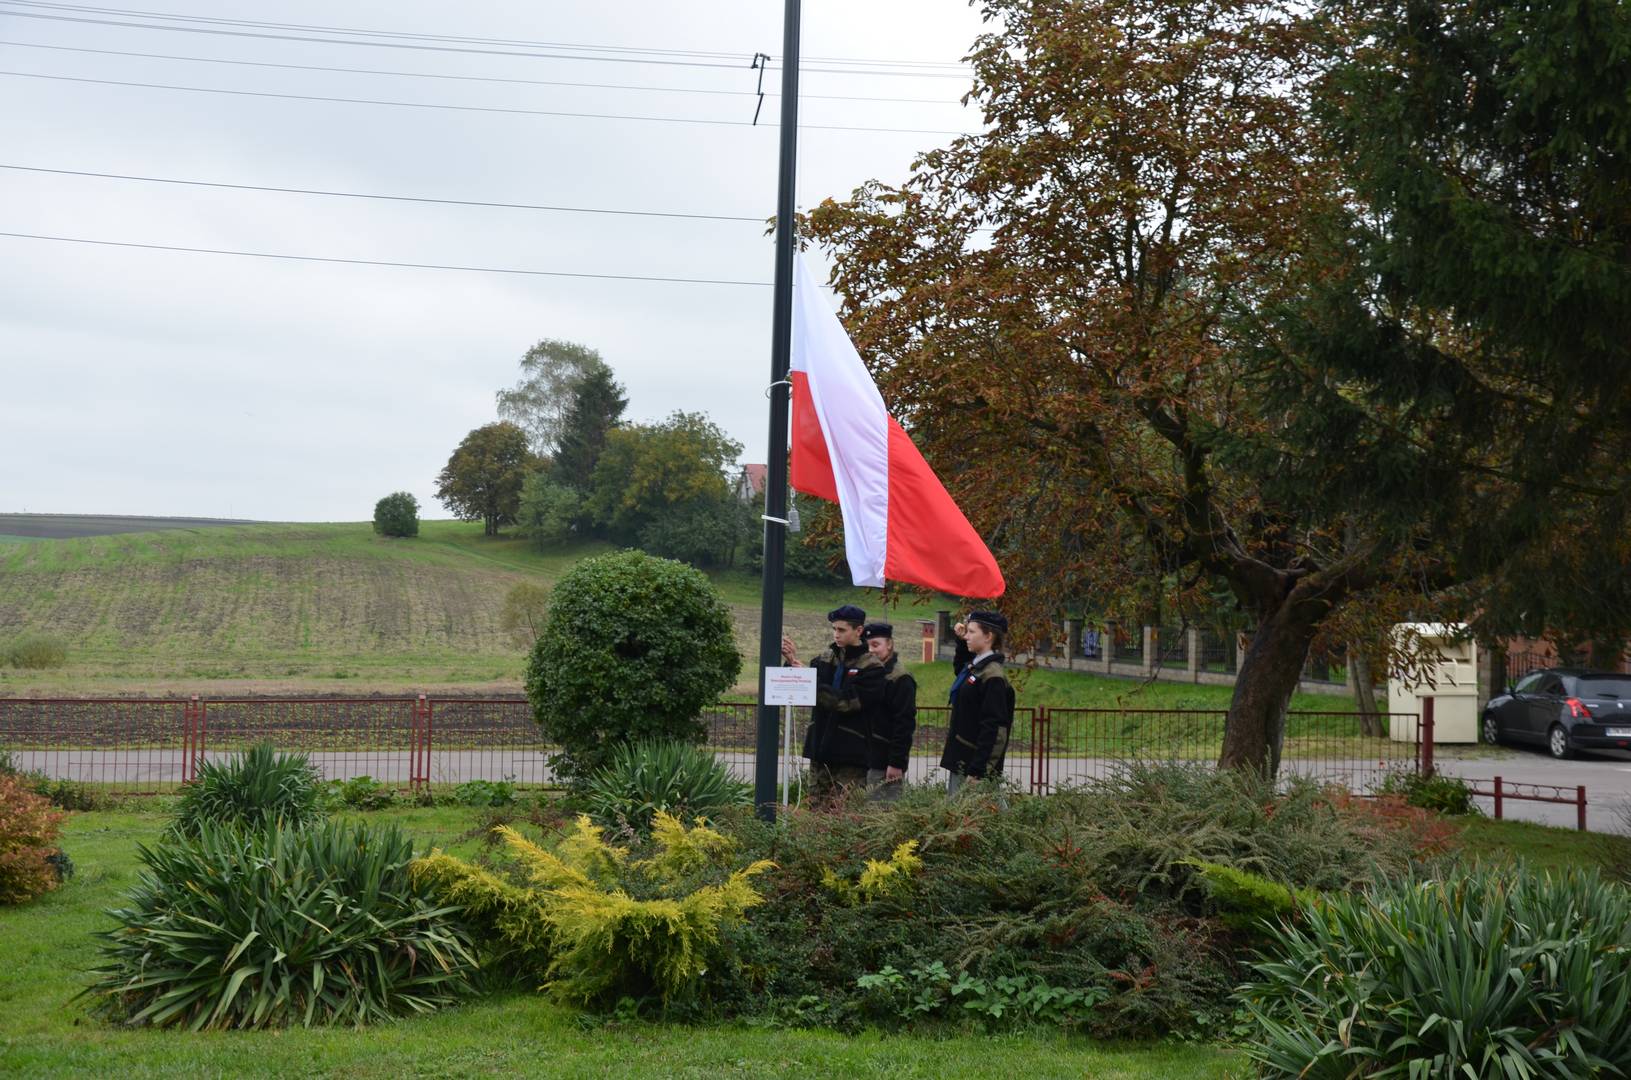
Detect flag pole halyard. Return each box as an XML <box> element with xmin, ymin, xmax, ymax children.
<box><xmin>754</xmin><ymin>0</ymin><xmax>802</xmax><ymax>821</ymax></box>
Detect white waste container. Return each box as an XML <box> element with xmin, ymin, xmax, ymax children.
<box><xmin>1387</xmin><ymin>623</ymin><xmax>1480</xmax><ymax>743</ymax></box>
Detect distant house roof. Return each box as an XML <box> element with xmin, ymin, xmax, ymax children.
<box><xmin>741</xmin><ymin>464</ymin><xmax>768</xmax><ymax>496</ymax></box>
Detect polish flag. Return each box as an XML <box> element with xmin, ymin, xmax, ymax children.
<box><xmin>788</xmin><ymin>253</ymin><xmax>1005</xmax><ymax>597</ymax></box>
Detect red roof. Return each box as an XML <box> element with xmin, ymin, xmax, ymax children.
<box><xmin>742</xmin><ymin>464</ymin><xmax>768</xmax><ymax>495</ymax></box>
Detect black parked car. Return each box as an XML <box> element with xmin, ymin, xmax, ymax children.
<box><xmin>1482</xmin><ymin>668</ymin><xmax>1631</xmax><ymax>759</ymax></box>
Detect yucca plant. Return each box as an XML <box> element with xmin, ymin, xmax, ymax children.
<box><xmin>1240</xmin><ymin>867</ymin><xmax>1631</xmax><ymax>1076</ymax></box>
<box><xmin>583</xmin><ymin>738</ymin><xmax>749</xmax><ymax>832</ymax></box>
<box><xmin>83</xmin><ymin>820</ymin><xmax>477</xmax><ymax>1030</ymax></box>
<box><xmin>171</xmin><ymin>743</ymin><xmax>324</xmax><ymax>837</ymax></box>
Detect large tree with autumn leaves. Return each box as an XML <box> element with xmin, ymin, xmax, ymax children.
<box><xmin>805</xmin><ymin>0</ymin><xmax>1438</xmax><ymax>774</ymax></box>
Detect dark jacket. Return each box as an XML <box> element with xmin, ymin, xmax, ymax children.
<box><xmin>801</xmin><ymin>643</ymin><xmax>883</xmax><ymax>769</ymax></box>
<box><xmin>866</xmin><ymin>654</ymin><xmax>917</xmax><ymax>772</ymax></box>
<box><xmin>938</xmin><ymin>637</ymin><xmax>1015</xmax><ymax>779</ymax></box>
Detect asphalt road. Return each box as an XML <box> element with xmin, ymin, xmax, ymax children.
<box><xmin>16</xmin><ymin>742</ymin><xmax>1629</xmax><ymax>831</ymax></box>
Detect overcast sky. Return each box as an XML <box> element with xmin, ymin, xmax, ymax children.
<box><xmin>0</xmin><ymin>0</ymin><xmax>986</xmax><ymax>521</ymax></box>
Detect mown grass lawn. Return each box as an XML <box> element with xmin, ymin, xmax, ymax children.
<box><xmin>0</xmin><ymin>808</ymin><xmax>1240</xmax><ymax>1079</ymax></box>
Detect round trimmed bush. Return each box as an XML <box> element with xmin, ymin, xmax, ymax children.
<box><xmin>524</xmin><ymin>550</ymin><xmax>739</xmax><ymax>781</ymax></box>
<box><xmin>171</xmin><ymin>743</ymin><xmax>324</xmax><ymax>837</ymax></box>
<box><xmin>372</xmin><ymin>491</ymin><xmax>420</xmax><ymax>538</ymax></box>
<box><xmin>84</xmin><ymin>820</ymin><xmax>478</xmax><ymax>1029</ymax></box>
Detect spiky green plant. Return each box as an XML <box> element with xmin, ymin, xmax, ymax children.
<box><xmin>1241</xmin><ymin>867</ymin><xmax>1631</xmax><ymax>1076</ymax></box>
<box><xmin>583</xmin><ymin>739</ymin><xmax>749</xmax><ymax>832</ymax></box>
<box><xmin>83</xmin><ymin>820</ymin><xmax>477</xmax><ymax>1030</ymax></box>
<box><xmin>170</xmin><ymin>743</ymin><xmax>324</xmax><ymax>837</ymax></box>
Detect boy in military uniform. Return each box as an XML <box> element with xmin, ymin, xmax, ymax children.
<box><xmin>781</xmin><ymin>604</ymin><xmax>882</xmax><ymax>804</ymax></box>
<box><xmin>940</xmin><ymin>610</ymin><xmax>1015</xmax><ymax>794</ymax></box>
<box><xmin>861</xmin><ymin>622</ymin><xmax>917</xmax><ymax>802</ymax></box>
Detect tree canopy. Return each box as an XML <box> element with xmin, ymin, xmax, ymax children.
<box><xmin>434</xmin><ymin>421</ymin><xmax>534</xmax><ymax>537</ymax></box>
<box><xmin>495</xmin><ymin>339</ymin><xmax>614</xmax><ymax>458</ymax></box>
<box><xmin>552</xmin><ymin>362</ymin><xmax>628</xmax><ymax>493</ymax></box>
<box><xmin>805</xmin><ymin>0</ymin><xmax>1436</xmax><ymax>773</ymax></box>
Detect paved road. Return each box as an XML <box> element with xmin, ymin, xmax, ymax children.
<box><xmin>15</xmin><ymin>743</ymin><xmax>1629</xmax><ymax>832</ymax></box>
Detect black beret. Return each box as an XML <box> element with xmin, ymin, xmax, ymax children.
<box><xmin>863</xmin><ymin>622</ymin><xmax>894</xmax><ymax>641</ymax></box>
<box><xmin>827</xmin><ymin>604</ymin><xmax>866</xmax><ymax>624</ymax></box>
<box><xmin>968</xmin><ymin>610</ymin><xmax>1008</xmax><ymax>633</ymax></box>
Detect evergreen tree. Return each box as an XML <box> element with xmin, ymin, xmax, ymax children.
<box><xmin>552</xmin><ymin>364</ymin><xmax>628</xmax><ymax>493</ymax></box>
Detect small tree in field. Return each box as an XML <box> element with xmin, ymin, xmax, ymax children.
<box><xmin>435</xmin><ymin>422</ymin><xmax>534</xmax><ymax>537</ymax></box>
<box><xmin>372</xmin><ymin>491</ymin><xmax>420</xmax><ymax>538</ymax></box>
<box><xmin>525</xmin><ymin>550</ymin><xmax>739</xmax><ymax>782</ymax></box>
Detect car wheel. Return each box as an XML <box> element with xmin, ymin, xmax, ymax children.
<box><xmin>1482</xmin><ymin>712</ymin><xmax>1501</xmax><ymax>746</ymax></box>
<box><xmin>1549</xmin><ymin>724</ymin><xmax>1574</xmax><ymax>760</ymax></box>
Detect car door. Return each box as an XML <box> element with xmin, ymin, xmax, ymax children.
<box><xmin>1495</xmin><ymin>672</ymin><xmax>1545</xmax><ymax>743</ymax></box>
<box><xmin>1522</xmin><ymin>673</ymin><xmax>1566</xmax><ymax>744</ymax></box>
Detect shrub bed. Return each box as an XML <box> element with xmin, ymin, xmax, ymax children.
<box><xmin>0</xmin><ymin>773</ymin><xmax>68</xmax><ymax>904</ymax></box>
<box><xmin>84</xmin><ymin>820</ymin><xmax>477</xmax><ymax>1029</ymax></box>
<box><xmin>1242</xmin><ymin>867</ymin><xmax>1631</xmax><ymax>1076</ymax></box>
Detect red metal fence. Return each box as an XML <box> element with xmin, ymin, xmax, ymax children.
<box><xmin>2</xmin><ymin>695</ymin><xmax>1412</xmax><ymax>796</ymax></box>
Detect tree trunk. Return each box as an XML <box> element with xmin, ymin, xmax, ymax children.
<box><xmin>1350</xmin><ymin>642</ymin><xmax>1382</xmax><ymax>738</ymax></box>
<box><xmin>1217</xmin><ymin>604</ymin><xmax>1322</xmax><ymax>776</ymax></box>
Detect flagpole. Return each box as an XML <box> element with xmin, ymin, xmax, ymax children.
<box><xmin>754</xmin><ymin>0</ymin><xmax>802</xmax><ymax>821</ymax></box>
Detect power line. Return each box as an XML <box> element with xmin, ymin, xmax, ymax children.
<box><xmin>0</xmin><ymin>163</ymin><xmax>768</xmax><ymax>222</ymax></box>
<box><xmin>0</xmin><ymin>230</ymin><xmax>773</xmax><ymax>286</ymax></box>
<box><xmin>0</xmin><ymin>69</ymin><xmax>970</xmax><ymax>134</ymax></box>
<box><xmin>0</xmin><ymin>40</ymin><xmax>968</xmax><ymax>104</ymax></box>
<box><xmin>0</xmin><ymin>0</ymin><xmax>973</xmax><ymax>71</ymax></box>
<box><xmin>0</xmin><ymin>9</ymin><xmax>974</xmax><ymax>77</ymax></box>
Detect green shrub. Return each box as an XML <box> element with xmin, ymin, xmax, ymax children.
<box><xmin>1375</xmin><ymin>769</ymin><xmax>1480</xmax><ymax>815</ymax></box>
<box><xmin>1241</xmin><ymin>867</ymin><xmax>1631</xmax><ymax>1076</ymax></box>
<box><xmin>854</xmin><ymin>962</ymin><xmax>1108</xmax><ymax>1030</ymax></box>
<box><xmin>453</xmin><ymin>779</ymin><xmax>516</xmax><ymax>808</ymax></box>
<box><xmin>516</xmin><ymin>475</ymin><xmax>581</xmax><ymax>548</ymax></box>
<box><xmin>524</xmin><ymin>550</ymin><xmax>740</xmax><ymax>781</ymax></box>
<box><xmin>1184</xmin><ymin>859</ymin><xmax>1313</xmax><ymax>933</ymax></box>
<box><xmin>719</xmin><ymin>765</ymin><xmax>1445</xmax><ymax>1038</ymax></box>
<box><xmin>0</xmin><ymin>773</ymin><xmax>67</xmax><ymax>905</ymax></box>
<box><xmin>583</xmin><ymin>739</ymin><xmax>750</xmax><ymax>831</ymax></box>
<box><xmin>372</xmin><ymin>491</ymin><xmax>419</xmax><ymax>538</ymax></box>
<box><xmin>29</xmin><ymin>775</ymin><xmax>108</xmax><ymax>812</ymax></box>
<box><xmin>171</xmin><ymin>744</ymin><xmax>324</xmax><ymax>837</ymax></box>
<box><xmin>84</xmin><ymin>820</ymin><xmax>477</xmax><ymax>1029</ymax></box>
<box><xmin>412</xmin><ymin>812</ymin><xmax>771</xmax><ymax>1008</ymax></box>
<box><xmin>4</xmin><ymin>634</ymin><xmax>68</xmax><ymax>670</ymax></box>
<box><xmin>330</xmin><ymin>775</ymin><xmax>396</xmax><ymax>811</ymax></box>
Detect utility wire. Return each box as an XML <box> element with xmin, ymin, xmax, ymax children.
<box><xmin>0</xmin><ymin>163</ymin><xmax>767</xmax><ymax>222</ymax></box>
<box><xmin>0</xmin><ymin>10</ymin><xmax>974</xmax><ymax>77</ymax></box>
<box><xmin>0</xmin><ymin>230</ymin><xmax>773</xmax><ymax>286</ymax></box>
<box><xmin>0</xmin><ymin>70</ymin><xmax>970</xmax><ymax>134</ymax></box>
<box><xmin>0</xmin><ymin>40</ymin><xmax>968</xmax><ymax>104</ymax></box>
<box><xmin>0</xmin><ymin>0</ymin><xmax>972</xmax><ymax>71</ymax></box>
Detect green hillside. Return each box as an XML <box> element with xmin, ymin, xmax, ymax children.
<box><xmin>0</xmin><ymin>520</ymin><xmax>929</xmax><ymax>696</ymax></box>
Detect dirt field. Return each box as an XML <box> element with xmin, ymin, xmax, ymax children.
<box><xmin>0</xmin><ymin>519</ymin><xmax>905</xmax><ymax>696</ymax></box>
<box><xmin>0</xmin><ymin>514</ymin><xmax>262</xmax><ymax>539</ymax></box>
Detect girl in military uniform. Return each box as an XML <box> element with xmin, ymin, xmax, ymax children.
<box><xmin>940</xmin><ymin>610</ymin><xmax>1014</xmax><ymax>794</ymax></box>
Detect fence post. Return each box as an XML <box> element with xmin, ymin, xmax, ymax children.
<box><xmin>1030</xmin><ymin>708</ymin><xmax>1048</xmax><ymax>795</ymax></box>
<box><xmin>1494</xmin><ymin>775</ymin><xmax>1503</xmax><ymax>820</ymax></box>
<box><xmin>1142</xmin><ymin>625</ymin><xmax>1156</xmax><ymax>676</ymax></box>
<box><xmin>412</xmin><ymin>694</ymin><xmax>431</xmax><ymax>789</ymax></box>
<box><xmin>180</xmin><ymin>697</ymin><xmax>194</xmax><ymax>784</ymax></box>
<box><xmin>1578</xmin><ymin>785</ymin><xmax>1587</xmax><ymax>832</ymax></box>
<box><xmin>1421</xmin><ymin>696</ymin><xmax>1435</xmax><ymax>777</ymax></box>
<box><xmin>1186</xmin><ymin>628</ymin><xmax>1201</xmax><ymax>683</ymax></box>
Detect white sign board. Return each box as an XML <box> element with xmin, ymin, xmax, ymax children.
<box><xmin>764</xmin><ymin>666</ymin><xmax>818</xmax><ymax>707</ymax></box>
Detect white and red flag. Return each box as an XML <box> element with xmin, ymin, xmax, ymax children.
<box><xmin>788</xmin><ymin>253</ymin><xmax>1005</xmax><ymax>597</ymax></box>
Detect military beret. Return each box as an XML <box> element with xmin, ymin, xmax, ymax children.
<box><xmin>862</xmin><ymin>622</ymin><xmax>894</xmax><ymax>641</ymax></box>
<box><xmin>968</xmin><ymin>610</ymin><xmax>1008</xmax><ymax>633</ymax></box>
<box><xmin>827</xmin><ymin>604</ymin><xmax>866</xmax><ymax>624</ymax></box>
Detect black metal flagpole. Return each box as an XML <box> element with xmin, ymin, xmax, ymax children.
<box><xmin>754</xmin><ymin>0</ymin><xmax>802</xmax><ymax>821</ymax></box>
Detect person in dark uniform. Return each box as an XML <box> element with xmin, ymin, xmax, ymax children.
<box><xmin>940</xmin><ymin>610</ymin><xmax>1015</xmax><ymax>794</ymax></box>
<box><xmin>861</xmin><ymin>622</ymin><xmax>916</xmax><ymax>802</ymax></box>
<box><xmin>781</xmin><ymin>604</ymin><xmax>882</xmax><ymax>804</ymax></box>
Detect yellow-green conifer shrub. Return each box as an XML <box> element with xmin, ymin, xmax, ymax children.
<box><xmin>411</xmin><ymin>811</ymin><xmax>772</xmax><ymax>1006</ymax></box>
<box><xmin>821</xmin><ymin>840</ymin><xmax>923</xmax><ymax>905</ymax></box>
